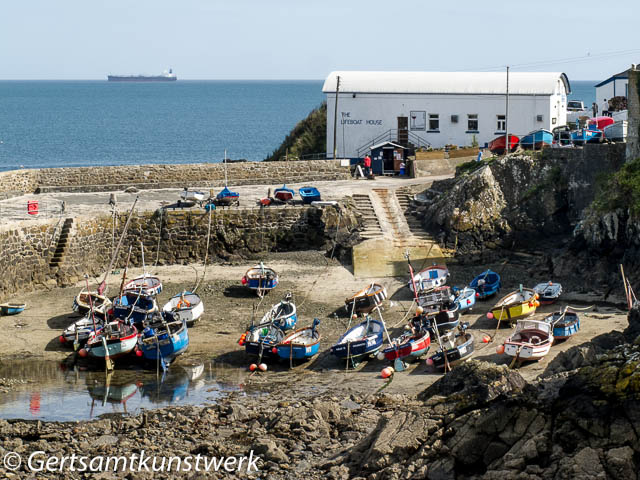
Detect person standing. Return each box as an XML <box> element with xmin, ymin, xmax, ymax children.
<box><xmin>363</xmin><ymin>154</ymin><xmax>372</xmax><ymax>178</ymax></box>
<box><xmin>592</xmin><ymin>102</ymin><xmax>598</xmax><ymax>117</ymax></box>
<box><xmin>601</xmin><ymin>98</ymin><xmax>610</xmax><ymax>117</ymax></box>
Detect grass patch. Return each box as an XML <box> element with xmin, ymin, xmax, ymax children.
<box><xmin>593</xmin><ymin>158</ymin><xmax>640</xmax><ymax>216</ymax></box>
<box><xmin>455</xmin><ymin>156</ymin><xmax>497</xmax><ymax>177</ymax></box>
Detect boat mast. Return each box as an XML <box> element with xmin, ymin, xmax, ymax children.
<box><xmin>505</xmin><ymin>66</ymin><xmax>510</xmax><ymax>155</ymax></box>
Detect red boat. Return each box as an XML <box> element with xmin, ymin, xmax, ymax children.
<box><xmin>588</xmin><ymin>116</ymin><xmax>614</xmax><ymax>131</ymax></box>
<box><xmin>382</xmin><ymin>330</ymin><xmax>431</xmax><ymax>361</ymax></box>
<box><xmin>489</xmin><ymin>134</ymin><xmax>519</xmax><ymax>155</ymax></box>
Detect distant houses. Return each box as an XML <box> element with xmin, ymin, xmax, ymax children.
<box><xmin>595</xmin><ymin>67</ymin><xmax>633</xmax><ymax>107</ymax></box>
<box><xmin>323</xmin><ymin>71</ymin><xmax>571</xmax><ymax>158</ymax></box>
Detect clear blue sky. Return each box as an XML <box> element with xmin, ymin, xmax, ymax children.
<box><xmin>1</xmin><ymin>0</ymin><xmax>638</xmax><ymax>81</ymax></box>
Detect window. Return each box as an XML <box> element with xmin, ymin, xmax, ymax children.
<box><xmin>467</xmin><ymin>114</ymin><xmax>478</xmax><ymax>132</ymax></box>
<box><xmin>496</xmin><ymin>115</ymin><xmax>506</xmax><ymax>132</ymax></box>
<box><xmin>451</xmin><ymin>115</ymin><xmax>459</xmax><ymax>123</ymax></box>
<box><xmin>536</xmin><ymin>115</ymin><xmax>544</xmax><ymax>122</ymax></box>
<box><xmin>428</xmin><ymin>114</ymin><xmax>439</xmax><ymax>131</ymax></box>
<box><xmin>410</xmin><ymin>111</ymin><xmax>426</xmax><ymax>130</ymax></box>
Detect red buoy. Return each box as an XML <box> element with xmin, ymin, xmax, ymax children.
<box><xmin>249</xmin><ymin>364</ymin><xmax>257</xmax><ymax>371</ymax></box>
<box><xmin>135</xmin><ymin>349</ymin><xmax>143</xmax><ymax>357</ymax></box>
<box><xmin>78</xmin><ymin>348</ymin><xmax>88</xmax><ymax>358</ymax></box>
<box><xmin>59</xmin><ymin>335</ymin><xmax>66</xmax><ymax>343</ymax></box>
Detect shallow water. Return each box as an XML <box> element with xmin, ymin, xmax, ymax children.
<box><xmin>0</xmin><ymin>359</ymin><xmax>250</xmax><ymax>422</ymax></box>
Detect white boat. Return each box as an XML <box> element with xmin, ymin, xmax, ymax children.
<box><xmin>162</xmin><ymin>291</ymin><xmax>204</xmax><ymax>326</ymax></box>
<box><xmin>503</xmin><ymin>319</ymin><xmax>553</xmax><ymax>361</ymax></box>
<box><xmin>124</xmin><ymin>275</ymin><xmax>163</xmax><ymax>296</ymax></box>
<box><xmin>259</xmin><ymin>294</ymin><xmax>297</xmax><ymax>330</ymax></box>
<box><xmin>603</xmin><ymin>120</ymin><xmax>628</xmax><ymax>142</ymax></box>
<box><xmin>180</xmin><ymin>189</ymin><xmax>206</xmax><ymax>202</ymax></box>
<box><xmin>408</xmin><ymin>265</ymin><xmax>449</xmax><ymax>293</ymax></box>
<box><xmin>62</xmin><ymin>315</ymin><xmax>103</xmax><ymax>346</ymax></box>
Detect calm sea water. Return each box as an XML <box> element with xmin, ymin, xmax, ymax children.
<box><xmin>0</xmin><ymin>79</ymin><xmax>598</xmax><ymax>172</ymax></box>
<box><xmin>0</xmin><ymin>80</ymin><xmax>324</xmax><ymax>171</ymax></box>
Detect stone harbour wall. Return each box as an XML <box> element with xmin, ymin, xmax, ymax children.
<box><xmin>0</xmin><ymin>170</ymin><xmax>39</xmax><ymax>199</ymax></box>
<box><xmin>0</xmin><ymin>204</ymin><xmax>360</xmax><ymax>300</ymax></box>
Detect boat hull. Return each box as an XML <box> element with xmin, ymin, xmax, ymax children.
<box><xmin>430</xmin><ymin>333</ymin><xmax>474</xmax><ymax>369</ymax></box>
<box><xmin>0</xmin><ymin>303</ymin><xmax>26</xmax><ymax>315</ymax></box>
<box><xmin>299</xmin><ymin>187</ymin><xmax>321</xmax><ymax>204</ymax></box>
<box><xmin>86</xmin><ymin>330</ymin><xmax>138</xmax><ymax>360</ymax></box>
<box><xmin>124</xmin><ymin>276</ymin><xmax>163</xmax><ymax>296</ymax></box>
<box><xmin>491</xmin><ymin>289</ymin><xmax>537</xmax><ymax>323</ymax></box>
<box><xmin>408</xmin><ymin>265</ymin><xmax>448</xmax><ymax>292</ymax></box>
<box><xmin>162</xmin><ymin>292</ymin><xmax>204</xmax><ymax>326</ymax></box>
<box><xmin>139</xmin><ymin>323</ymin><xmax>189</xmax><ymax>363</ymax></box>
<box><xmin>489</xmin><ymin>134</ymin><xmax>519</xmax><ymax>155</ymax></box>
<box><xmin>331</xmin><ymin>319</ymin><xmax>384</xmax><ymax>360</ymax></box>
<box><xmin>345</xmin><ymin>284</ymin><xmax>387</xmax><ymax>314</ymax></box>
<box><xmin>382</xmin><ymin>332</ymin><xmax>431</xmax><ymax>361</ymax></box>
<box><xmin>454</xmin><ymin>287</ymin><xmax>476</xmax><ymax>312</ymax></box>
<box><xmin>504</xmin><ymin>341</ymin><xmax>551</xmax><ymax>360</ymax></box>
<box><xmin>276</xmin><ymin>326</ymin><xmax>321</xmax><ymax>360</ymax></box>
<box><xmin>469</xmin><ymin>270</ymin><xmax>501</xmax><ymax>299</ymax></box>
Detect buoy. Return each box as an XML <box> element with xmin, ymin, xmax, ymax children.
<box><xmin>135</xmin><ymin>349</ymin><xmax>143</xmax><ymax>357</ymax></box>
<box><xmin>416</xmin><ymin>306</ymin><xmax>424</xmax><ymax>315</ymax></box>
<box><xmin>548</xmin><ymin>281</ymin><xmax>553</xmax><ymax>285</ymax></box>
<box><xmin>475</xmin><ymin>292</ymin><xmax>480</xmax><ymax>298</ymax></box>
<box><xmin>249</xmin><ymin>364</ymin><xmax>257</xmax><ymax>372</ymax></box>
<box><xmin>258</xmin><ymin>363</ymin><xmax>267</xmax><ymax>372</ymax></box>
<box><xmin>59</xmin><ymin>335</ymin><xmax>66</xmax><ymax>343</ymax></box>
<box><xmin>487</xmin><ymin>312</ymin><xmax>494</xmax><ymax>320</ymax></box>
<box><xmin>376</xmin><ymin>351</ymin><xmax>386</xmax><ymax>361</ymax></box>
<box><xmin>535</xmin><ymin>293</ymin><xmax>540</xmax><ymax>300</ymax></box>
<box><xmin>534</xmin><ymin>300</ymin><xmax>540</xmax><ymax>307</ymax></box>
<box><xmin>496</xmin><ymin>345</ymin><xmax>505</xmax><ymax>354</ymax></box>
<box><xmin>78</xmin><ymin>348</ymin><xmax>88</xmax><ymax>358</ymax></box>
<box><xmin>241</xmin><ymin>276</ymin><xmax>248</xmax><ymax>285</ymax></box>
<box><xmin>482</xmin><ymin>335</ymin><xmax>491</xmax><ymax>343</ymax></box>
<box><xmin>426</xmin><ymin>358</ymin><xmax>434</xmax><ymax>366</ymax></box>
<box><xmin>351</xmin><ymin>314</ymin><xmax>358</xmax><ymax>320</ymax></box>
<box><xmin>271</xmin><ymin>347</ymin><xmax>278</xmax><ymax>354</ymax></box>
<box><xmin>388</xmin><ymin>367</ymin><xmax>394</xmax><ymax>373</ymax></box>
<box><xmin>381</xmin><ymin>367</ymin><xmax>392</xmax><ymax>378</ymax></box>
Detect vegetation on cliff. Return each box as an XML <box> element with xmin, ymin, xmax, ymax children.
<box><xmin>264</xmin><ymin>103</ymin><xmax>326</xmax><ymax>161</ymax></box>
<box><xmin>593</xmin><ymin>157</ymin><xmax>640</xmax><ymax>216</ymax></box>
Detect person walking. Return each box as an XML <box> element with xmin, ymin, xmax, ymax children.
<box><xmin>601</xmin><ymin>98</ymin><xmax>610</xmax><ymax>117</ymax></box>
<box><xmin>592</xmin><ymin>102</ymin><xmax>598</xmax><ymax>117</ymax></box>
<box><xmin>363</xmin><ymin>154</ymin><xmax>372</xmax><ymax>178</ymax></box>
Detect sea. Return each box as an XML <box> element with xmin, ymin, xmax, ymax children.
<box><xmin>0</xmin><ymin>79</ymin><xmax>597</xmax><ymax>172</ymax></box>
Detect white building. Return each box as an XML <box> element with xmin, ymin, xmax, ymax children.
<box><xmin>323</xmin><ymin>71</ymin><xmax>571</xmax><ymax>158</ymax></box>
<box><xmin>595</xmin><ymin>67</ymin><xmax>632</xmax><ymax>107</ymax></box>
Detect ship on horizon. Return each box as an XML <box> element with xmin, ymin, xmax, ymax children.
<box><xmin>107</xmin><ymin>69</ymin><xmax>177</xmax><ymax>82</ymax></box>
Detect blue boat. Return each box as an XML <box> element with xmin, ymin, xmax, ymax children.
<box><xmin>274</xmin><ymin>184</ymin><xmax>295</xmax><ymax>202</ymax></box>
<box><xmin>298</xmin><ymin>186</ymin><xmax>321</xmax><ymax>204</ymax></box>
<box><xmin>429</xmin><ymin>327</ymin><xmax>474</xmax><ymax>370</ymax></box>
<box><xmin>571</xmin><ymin>128</ymin><xmax>602</xmax><ymax>145</ymax></box>
<box><xmin>453</xmin><ymin>287</ymin><xmax>476</xmax><ymax>313</ymax></box>
<box><xmin>519</xmin><ymin>129</ymin><xmax>553</xmax><ymax>149</ymax></box>
<box><xmin>242</xmin><ymin>264</ymin><xmax>279</xmax><ymax>294</ymax></box>
<box><xmin>138</xmin><ymin>318</ymin><xmax>190</xmax><ymax>369</ymax></box>
<box><xmin>276</xmin><ymin>319</ymin><xmax>321</xmax><ymax>361</ymax></box>
<box><xmin>0</xmin><ymin>303</ymin><xmax>25</xmax><ymax>315</ymax></box>
<box><xmin>216</xmin><ymin>186</ymin><xmax>240</xmax><ymax>206</ymax></box>
<box><xmin>112</xmin><ymin>292</ymin><xmax>158</xmax><ymax>328</ymax></box>
<box><xmin>544</xmin><ymin>309</ymin><xmax>580</xmax><ymax>341</ymax></box>
<box><xmin>469</xmin><ymin>270</ymin><xmax>501</xmax><ymax>299</ymax></box>
<box><xmin>331</xmin><ymin>317</ymin><xmax>384</xmax><ymax>361</ymax></box>
<box><xmin>244</xmin><ymin>323</ymin><xmax>285</xmax><ymax>359</ymax></box>
<box><xmin>260</xmin><ymin>294</ymin><xmax>297</xmax><ymax>330</ymax></box>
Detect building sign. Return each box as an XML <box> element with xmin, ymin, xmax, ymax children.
<box><xmin>410</xmin><ymin>111</ymin><xmax>426</xmax><ymax>130</ymax></box>
<box><xmin>340</xmin><ymin>112</ymin><xmax>382</xmax><ymax>126</ymax></box>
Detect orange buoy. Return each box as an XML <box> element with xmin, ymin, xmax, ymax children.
<box><xmin>381</xmin><ymin>367</ymin><xmax>392</xmax><ymax>378</ymax></box>
<box><xmin>496</xmin><ymin>344</ymin><xmax>505</xmax><ymax>354</ymax></box>
<box><xmin>487</xmin><ymin>312</ymin><xmax>494</xmax><ymax>320</ymax></box>
<box><xmin>78</xmin><ymin>348</ymin><xmax>88</xmax><ymax>358</ymax></box>
<box><xmin>426</xmin><ymin>358</ymin><xmax>434</xmax><ymax>366</ymax></box>
<box><xmin>482</xmin><ymin>335</ymin><xmax>491</xmax><ymax>343</ymax></box>
<box><xmin>249</xmin><ymin>363</ymin><xmax>257</xmax><ymax>371</ymax></box>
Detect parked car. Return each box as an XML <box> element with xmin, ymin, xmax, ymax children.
<box><xmin>567</xmin><ymin>100</ymin><xmax>586</xmax><ymax>112</ymax></box>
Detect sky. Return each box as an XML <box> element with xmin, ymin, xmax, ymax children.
<box><xmin>1</xmin><ymin>0</ymin><xmax>639</xmax><ymax>81</ymax></box>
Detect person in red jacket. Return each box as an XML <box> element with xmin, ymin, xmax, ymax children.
<box><xmin>363</xmin><ymin>155</ymin><xmax>372</xmax><ymax>177</ymax></box>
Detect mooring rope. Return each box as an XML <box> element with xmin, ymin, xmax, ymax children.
<box><xmin>192</xmin><ymin>207</ymin><xmax>213</xmax><ymax>294</ymax></box>
<box><xmin>152</xmin><ymin>207</ymin><xmax>163</xmax><ymax>274</ymax></box>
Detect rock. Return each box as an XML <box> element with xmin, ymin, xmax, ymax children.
<box><xmin>252</xmin><ymin>438</ymin><xmax>289</xmax><ymax>464</ymax></box>
<box><xmin>124</xmin><ymin>186</ymin><xmax>139</xmax><ymax>193</ymax></box>
<box><xmin>91</xmin><ymin>434</ymin><xmax>119</xmax><ymax>447</ymax></box>
<box><xmin>604</xmin><ymin>446</ymin><xmax>635</xmax><ymax>479</ymax></box>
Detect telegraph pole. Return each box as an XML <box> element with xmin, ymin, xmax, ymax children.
<box><xmin>332</xmin><ymin>75</ymin><xmax>341</xmax><ymax>159</ymax></box>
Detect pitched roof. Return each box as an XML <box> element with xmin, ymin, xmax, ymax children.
<box><xmin>322</xmin><ymin>71</ymin><xmax>571</xmax><ymax>96</ymax></box>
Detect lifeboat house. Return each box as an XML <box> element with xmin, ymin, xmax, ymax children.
<box><xmin>323</xmin><ymin>71</ymin><xmax>571</xmax><ymax>159</ymax></box>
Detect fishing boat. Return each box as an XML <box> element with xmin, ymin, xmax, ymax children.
<box><xmin>123</xmin><ymin>275</ymin><xmax>163</xmax><ymax>296</ymax></box>
<box><xmin>382</xmin><ymin>330</ymin><xmax>431</xmax><ymax>362</ymax></box>
<box><xmin>180</xmin><ymin>189</ymin><xmax>206</xmax><ymax>203</ymax></box>
<box><xmin>533</xmin><ymin>282</ymin><xmax>562</xmax><ymax>305</ymax></box>
<box><xmin>428</xmin><ymin>326</ymin><xmax>474</xmax><ymax>370</ymax></box>
<box><xmin>408</xmin><ymin>265</ymin><xmax>449</xmax><ymax>292</ymax></box>
<box><xmin>162</xmin><ymin>291</ymin><xmax>204</xmax><ymax>327</ymax></box>
<box><xmin>552</xmin><ymin>125</ymin><xmax>573</xmax><ymax>147</ymax></box>
<box><xmin>503</xmin><ymin>319</ymin><xmax>553</xmax><ymax>361</ymax></box>
<box><xmin>469</xmin><ymin>270</ymin><xmax>501</xmax><ymax>299</ymax></box>
<box><xmin>571</xmin><ymin>128</ymin><xmax>602</xmax><ymax>145</ymax></box>
<box><xmin>543</xmin><ymin>309</ymin><xmax>580</xmax><ymax>341</ymax></box>
<box><xmin>0</xmin><ymin>302</ymin><xmax>26</xmax><ymax>315</ymax></box>
<box><xmin>489</xmin><ymin>288</ymin><xmax>538</xmax><ymax>324</ymax></box>
<box><xmin>138</xmin><ymin>317</ymin><xmax>190</xmax><ymax>367</ymax></box>
<box><xmin>588</xmin><ymin>116</ymin><xmax>615</xmax><ymax>131</ymax></box>
<box><xmin>259</xmin><ymin>294</ymin><xmax>297</xmax><ymax>330</ymax></box>
<box><xmin>73</xmin><ymin>290</ymin><xmax>112</xmax><ymax>316</ymax></box>
<box><xmin>244</xmin><ymin>323</ymin><xmax>285</xmax><ymax>359</ymax></box>
<box><xmin>82</xmin><ymin>321</ymin><xmax>138</xmax><ymax>362</ymax></box>
<box><xmin>275</xmin><ymin>319</ymin><xmax>321</xmax><ymax>361</ymax></box>
<box><xmin>298</xmin><ymin>186</ymin><xmax>321</xmax><ymax>204</ymax></box>
<box><xmin>518</xmin><ymin>129</ymin><xmax>553</xmax><ymax>149</ymax></box>
<box><xmin>453</xmin><ymin>287</ymin><xmax>476</xmax><ymax>313</ymax></box>
<box><xmin>216</xmin><ymin>186</ymin><xmax>240</xmax><ymax>206</ymax></box>
<box><xmin>274</xmin><ymin>184</ymin><xmax>295</xmax><ymax>202</ymax></box>
<box><xmin>417</xmin><ymin>285</ymin><xmax>452</xmax><ymax>313</ymax></box>
<box><xmin>603</xmin><ymin>120</ymin><xmax>628</xmax><ymax>142</ymax></box>
<box><xmin>242</xmin><ymin>264</ymin><xmax>279</xmax><ymax>294</ymax></box>
<box><xmin>489</xmin><ymin>134</ymin><xmax>519</xmax><ymax>155</ymax></box>
<box><xmin>425</xmin><ymin>302</ymin><xmax>460</xmax><ymax>335</ymax></box>
<box><xmin>344</xmin><ymin>283</ymin><xmax>387</xmax><ymax>315</ymax></box>
<box><xmin>331</xmin><ymin>317</ymin><xmax>384</xmax><ymax>361</ymax></box>
<box><xmin>61</xmin><ymin>315</ymin><xmax>103</xmax><ymax>346</ymax></box>
<box><xmin>112</xmin><ymin>292</ymin><xmax>158</xmax><ymax>328</ymax></box>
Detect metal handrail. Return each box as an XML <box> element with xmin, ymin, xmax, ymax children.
<box><xmin>356</xmin><ymin>129</ymin><xmax>431</xmax><ymax>157</ymax></box>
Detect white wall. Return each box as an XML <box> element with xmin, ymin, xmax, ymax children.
<box><xmin>326</xmin><ymin>92</ymin><xmax>564</xmax><ymax>157</ymax></box>
<box><xmin>596</xmin><ymin>78</ymin><xmax>629</xmax><ymax>106</ymax></box>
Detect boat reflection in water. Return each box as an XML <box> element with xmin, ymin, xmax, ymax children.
<box><xmin>0</xmin><ymin>359</ymin><xmax>246</xmax><ymax>422</ymax></box>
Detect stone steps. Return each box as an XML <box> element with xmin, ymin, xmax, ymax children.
<box><xmin>50</xmin><ymin>218</ymin><xmax>74</xmax><ymax>267</ymax></box>
<box><xmin>352</xmin><ymin>193</ymin><xmax>383</xmax><ymax>238</ymax></box>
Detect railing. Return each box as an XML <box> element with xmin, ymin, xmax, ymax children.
<box><xmin>356</xmin><ymin>130</ymin><xmax>431</xmax><ymax>157</ymax></box>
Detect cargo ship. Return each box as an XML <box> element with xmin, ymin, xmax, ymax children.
<box><xmin>107</xmin><ymin>69</ymin><xmax>177</xmax><ymax>82</ymax></box>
